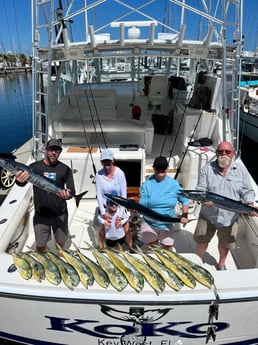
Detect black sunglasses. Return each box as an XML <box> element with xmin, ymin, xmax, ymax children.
<box><xmin>217</xmin><ymin>149</ymin><xmax>232</xmax><ymax>155</ymax></box>
<box><xmin>107</xmin><ymin>201</ymin><xmax>117</xmax><ymax>207</ymax></box>
<box><xmin>47</xmin><ymin>147</ymin><xmax>62</xmax><ymax>153</ymax></box>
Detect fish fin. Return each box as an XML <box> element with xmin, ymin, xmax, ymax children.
<box><xmin>72</xmin><ymin>242</ymin><xmax>80</xmax><ymax>252</ymax></box>
<box><xmin>55</xmin><ymin>243</ymin><xmax>63</xmax><ymax>252</ymax></box>
<box><xmin>83</xmin><ymin>241</ymin><xmax>96</xmax><ymax>251</ymax></box>
<box><xmin>26</xmin><ymin>246</ymin><xmax>35</xmax><ymax>253</ymax></box>
<box><xmin>75</xmin><ymin>190</ymin><xmax>88</xmax><ymax>207</ymax></box>
<box><xmin>8</xmin><ymin>263</ymin><xmax>17</xmax><ymax>273</ymax></box>
<box><xmin>134</xmin><ymin>244</ymin><xmax>144</xmax><ymax>253</ymax></box>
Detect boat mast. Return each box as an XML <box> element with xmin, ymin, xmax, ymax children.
<box><xmin>232</xmin><ymin>0</ymin><xmax>243</xmax><ymax>153</ymax></box>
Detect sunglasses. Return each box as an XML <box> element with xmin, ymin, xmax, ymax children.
<box><xmin>217</xmin><ymin>150</ymin><xmax>233</xmax><ymax>155</ymax></box>
<box><xmin>47</xmin><ymin>147</ymin><xmax>62</xmax><ymax>153</ymax></box>
<box><xmin>107</xmin><ymin>201</ymin><xmax>117</xmax><ymax>207</ymax></box>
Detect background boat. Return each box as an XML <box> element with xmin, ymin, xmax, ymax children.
<box><xmin>239</xmin><ymin>57</ymin><xmax>258</xmax><ymax>143</ymax></box>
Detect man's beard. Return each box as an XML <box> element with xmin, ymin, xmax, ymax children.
<box><xmin>217</xmin><ymin>155</ymin><xmax>231</xmax><ymax>168</ymax></box>
<box><xmin>48</xmin><ymin>156</ymin><xmax>58</xmax><ymax>164</ymax></box>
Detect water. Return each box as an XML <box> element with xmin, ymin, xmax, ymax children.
<box><xmin>0</xmin><ymin>73</ymin><xmax>32</xmax><ymax>153</ymax></box>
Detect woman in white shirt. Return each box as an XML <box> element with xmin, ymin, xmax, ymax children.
<box><xmin>95</xmin><ymin>149</ymin><xmax>133</xmax><ymax>249</ymax></box>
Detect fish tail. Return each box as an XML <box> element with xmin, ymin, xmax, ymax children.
<box><xmin>75</xmin><ymin>190</ymin><xmax>88</xmax><ymax>207</ymax></box>
<box><xmin>0</xmin><ymin>152</ymin><xmax>16</xmax><ymax>160</ymax></box>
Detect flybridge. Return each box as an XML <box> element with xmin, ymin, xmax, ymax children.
<box><xmin>48</xmin><ymin>18</ymin><xmax>225</xmax><ymax>62</ymax></box>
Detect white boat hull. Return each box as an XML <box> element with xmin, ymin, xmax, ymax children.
<box><xmin>240</xmin><ymin>109</ymin><xmax>258</xmax><ymax>143</ymax></box>
<box><xmin>1</xmin><ymin>282</ymin><xmax>258</xmax><ymax>345</ymax></box>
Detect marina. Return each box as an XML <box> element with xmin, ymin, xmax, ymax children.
<box><xmin>0</xmin><ymin>1</ymin><xmax>258</xmax><ymax>345</ymax></box>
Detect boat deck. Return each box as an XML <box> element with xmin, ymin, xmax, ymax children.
<box><xmin>23</xmin><ymin>196</ymin><xmax>238</xmax><ymax>272</ymax></box>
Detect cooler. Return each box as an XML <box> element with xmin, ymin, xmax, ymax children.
<box><xmin>179</xmin><ymin>147</ymin><xmax>216</xmax><ymax>189</ymax></box>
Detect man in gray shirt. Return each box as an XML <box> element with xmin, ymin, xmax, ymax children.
<box><xmin>194</xmin><ymin>141</ymin><xmax>256</xmax><ymax>270</ymax></box>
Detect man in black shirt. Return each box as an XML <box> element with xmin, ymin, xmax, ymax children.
<box><xmin>15</xmin><ymin>139</ymin><xmax>75</xmax><ymax>252</ymax></box>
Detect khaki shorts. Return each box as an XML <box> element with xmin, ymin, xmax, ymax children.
<box><xmin>140</xmin><ymin>221</ymin><xmax>174</xmax><ymax>247</ymax></box>
<box><xmin>194</xmin><ymin>217</ymin><xmax>238</xmax><ymax>249</ymax></box>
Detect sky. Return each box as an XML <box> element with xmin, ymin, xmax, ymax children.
<box><xmin>0</xmin><ymin>0</ymin><xmax>257</xmax><ymax>55</ymax></box>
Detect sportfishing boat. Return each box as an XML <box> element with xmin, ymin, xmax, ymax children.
<box><xmin>240</xmin><ymin>77</ymin><xmax>258</xmax><ymax>143</ymax></box>
<box><xmin>1</xmin><ymin>1</ymin><xmax>258</xmax><ymax>344</ymax></box>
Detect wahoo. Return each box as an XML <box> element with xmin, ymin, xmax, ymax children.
<box><xmin>179</xmin><ymin>190</ymin><xmax>258</xmax><ymax>214</ymax></box>
<box><xmin>0</xmin><ymin>156</ymin><xmax>87</xmax><ymax>207</ymax></box>
<box><xmin>105</xmin><ymin>194</ymin><xmax>182</xmax><ymax>223</ymax></box>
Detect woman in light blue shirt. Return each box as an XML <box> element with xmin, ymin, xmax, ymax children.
<box><xmin>139</xmin><ymin>156</ymin><xmax>189</xmax><ymax>250</ymax></box>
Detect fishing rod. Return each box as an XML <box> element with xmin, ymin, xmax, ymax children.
<box><xmin>167</xmin><ymin>87</ymin><xmax>193</xmax><ymax>164</ymax></box>
<box><xmin>160</xmin><ymin>80</ymin><xmax>188</xmax><ymax>156</ymax></box>
<box><xmin>174</xmin><ymin>109</ymin><xmax>203</xmax><ymax>180</ymax></box>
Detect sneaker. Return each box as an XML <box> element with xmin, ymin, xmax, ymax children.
<box><xmin>217</xmin><ymin>265</ymin><xmax>227</xmax><ymax>271</ymax></box>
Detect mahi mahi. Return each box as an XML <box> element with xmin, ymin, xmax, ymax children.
<box><xmin>46</xmin><ymin>250</ymin><xmax>80</xmax><ymax>290</ymax></box>
<box><xmin>85</xmin><ymin>243</ymin><xmax>128</xmax><ymax>292</ymax></box>
<box><xmin>21</xmin><ymin>252</ymin><xmax>45</xmax><ymax>282</ymax></box>
<box><xmin>105</xmin><ymin>247</ymin><xmax>144</xmax><ymax>293</ymax></box>
<box><xmin>135</xmin><ymin>247</ymin><xmax>183</xmax><ymax>291</ymax></box>
<box><xmin>179</xmin><ymin>190</ymin><xmax>258</xmax><ymax>215</ymax></box>
<box><xmin>30</xmin><ymin>251</ymin><xmax>61</xmax><ymax>285</ymax></box>
<box><xmin>153</xmin><ymin>247</ymin><xmax>214</xmax><ymax>289</ymax></box>
<box><xmin>73</xmin><ymin>244</ymin><xmax>110</xmax><ymax>289</ymax></box>
<box><xmin>0</xmin><ymin>157</ymin><xmax>87</xmax><ymax>207</ymax></box>
<box><xmin>154</xmin><ymin>251</ymin><xmax>196</xmax><ymax>289</ymax></box>
<box><xmin>121</xmin><ymin>251</ymin><xmax>165</xmax><ymax>294</ymax></box>
<box><xmin>56</xmin><ymin>244</ymin><xmax>94</xmax><ymax>288</ymax></box>
<box><xmin>12</xmin><ymin>252</ymin><xmax>32</xmax><ymax>280</ymax></box>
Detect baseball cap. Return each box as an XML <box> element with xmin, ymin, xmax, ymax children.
<box><xmin>46</xmin><ymin>139</ymin><xmax>62</xmax><ymax>149</ymax></box>
<box><xmin>106</xmin><ymin>191</ymin><xmax>118</xmax><ymax>206</ymax></box>
<box><xmin>153</xmin><ymin>156</ymin><xmax>168</xmax><ymax>170</ymax></box>
<box><xmin>100</xmin><ymin>149</ymin><xmax>114</xmax><ymax>161</ymax></box>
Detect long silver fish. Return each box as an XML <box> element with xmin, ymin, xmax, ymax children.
<box><xmin>0</xmin><ymin>157</ymin><xmax>87</xmax><ymax>207</ymax></box>
<box><xmin>179</xmin><ymin>190</ymin><xmax>258</xmax><ymax>214</ymax></box>
<box><xmin>105</xmin><ymin>194</ymin><xmax>182</xmax><ymax>223</ymax></box>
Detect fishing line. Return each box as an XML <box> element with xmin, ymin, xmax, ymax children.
<box><xmin>83</xmin><ymin>87</ymin><xmax>103</xmax><ymax>151</ymax></box>
<box><xmin>75</xmin><ymin>95</ymin><xmax>97</xmax><ymax>177</ymax></box>
<box><xmin>174</xmin><ymin>109</ymin><xmax>203</xmax><ymax>180</ymax></box>
<box><xmin>85</xmin><ymin>83</ymin><xmax>108</xmax><ymax>149</ymax></box>
<box><xmin>85</xmin><ymin>82</ymin><xmax>108</xmax><ymax>149</ymax></box>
